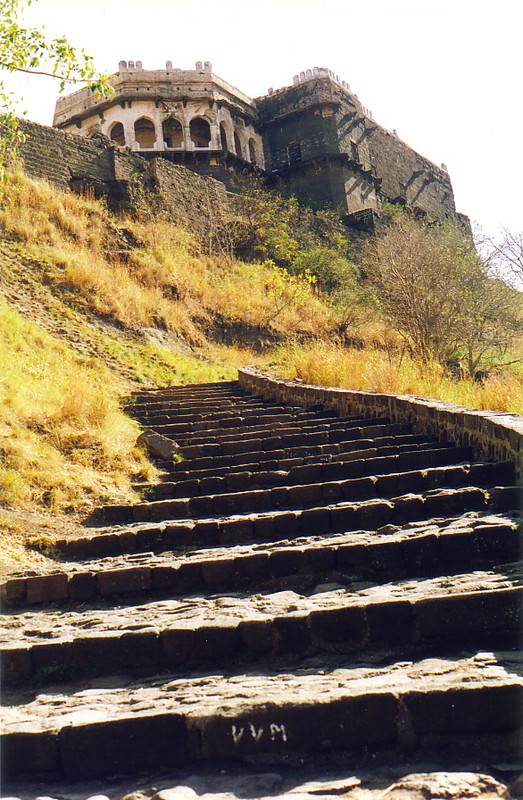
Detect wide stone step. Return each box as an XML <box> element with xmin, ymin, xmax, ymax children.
<box><xmin>164</xmin><ymin>433</ymin><xmax>441</xmax><ymax>477</ymax></box>
<box><xmin>52</xmin><ymin>485</ymin><xmax>508</xmax><ymax>560</ymax></box>
<box><xmin>4</xmin><ymin>515</ymin><xmax>519</xmax><ymax>609</ymax></box>
<box><xmin>163</xmin><ymin>426</ymin><xmax>416</xmax><ymax>471</ymax></box>
<box><xmin>127</xmin><ymin>389</ymin><xmax>254</xmax><ymax>413</ymax></box>
<box><xmin>140</xmin><ymin>453</ymin><xmax>508</xmax><ymax>502</ymax></box>
<box><xmin>2</xmin><ymin>565</ymin><xmax>521</xmax><ymax>690</ymax></box>
<box><xmin>130</xmin><ymin>381</ymin><xmax>241</xmax><ymax>398</ymax></box>
<box><xmin>148</xmin><ymin>414</ymin><xmax>364</xmax><ymax>442</ymax></box>
<box><xmin>171</xmin><ymin>417</ymin><xmax>385</xmax><ymax>447</ymax></box>
<box><xmin>2</xmin><ymin>653</ymin><xmax>522</xmax><ymax>781</ymax></box>
<box><xmin>130</xmin><ymin>398</ymin><xmax>295</xmax><ymax>418</ymax></box>
<box><xmin>177</xmin><ymin>422</ymin><xmax>414</xmax><ymax>460</ymax></box>
<box><xmin>95</xmin><ymin>455</ymin><xmax>480</xmax><ymax>525</ymax></box>
<box><xmin>146</xmin><ymin>408</ymin><xmax>338</xmax><ymax>434</ymax></box>
<box><xmin>147</xmin><ymin>437</ymin><xmax>455</xmax><ymax>488</ymax></box>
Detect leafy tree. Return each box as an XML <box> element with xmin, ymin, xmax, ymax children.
<box><xmin>364</xmin><ymin>212</ymin><xmax>522</xmax><ymax>373</ymax></box>
<box><xmin>293</xmin><ymin>246</ymin><xmax>357</xmax><ymax>292</ymax></box>
<box><xmin>0</xmin><ymin>0</ymin><xmax>109</xmax><ymax>170</ymax></box>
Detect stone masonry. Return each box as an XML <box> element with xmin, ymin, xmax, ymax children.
<box><xmin>50</xmin><ymin>61</ymin><xmax>466</xmax><ymax>226</ymax></box>
<box><xmin>16</xmin><ymin>118</ymin><xmax>228</xmax><ymax>240</ymax></box>
<box><xmin>1</xmin><ymin>375</ymin><xmax>522</xmax><ymax>787</ymax></box>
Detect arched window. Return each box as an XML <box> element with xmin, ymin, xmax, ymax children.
<box><xmin>134</xmin><ymin>117</ymin><xmax>156</xmax><ymax>149</ymax></box>
<box><xmin>190</xmin><ymin>117</ymin><xmax>211</xmax><ymax>148</ymax></box>
<box><xmin>109</xmin><ymin>122</ymin><xmax>125</xmax><ymax>146</ymax></box>
<box><xmin>234</xmin><ymin>131</ymin><xmax>243</xmax><ymax>159</ymax></box>
<box><xmin>162</xmin><ymin>117</ymin><xmax>183</xmax><ymax>148</ymax></box>
<box><xmin>219</xmin><ymin>122</ymin><xmax>229</xmax><ymax>152</ymax></box>
<box><xmin>248</xmin><ymin>138</ymin><xmax>257</xmax><ymax>165</ymax></box>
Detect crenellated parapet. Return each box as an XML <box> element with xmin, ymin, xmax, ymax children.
<box><xmin>256</xmin><ymin>69</ymin><xmax>458</xmax><ymax>223</ymax></box>
<box><xmin>50</xmin><ymin>62</ymin><xmax>465</xmax><ymax>224</ymax></box>
<box><xmin>54</xmin><ymin>61</ymin><xmax>264</xmax><ymax>169</ymax></box>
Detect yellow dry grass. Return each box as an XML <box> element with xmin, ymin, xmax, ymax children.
<box><xmin>276</xmin><ymin>343</ymin><xmax>523</xmax><ymax>415</ymax></box>
<box><xmin>0</xmin><ymin>171</ymin><xmax>333</xmax><ymax>342</ymax></box>
<box><xmin>1</xmin><ymin>167</ymin><xmax>521</xmax><ymax>522</ymax></box>
<box><xmin>0</xmin><ymin>298</ymin><xmax>156</xmax><ymax>511</ymax></box>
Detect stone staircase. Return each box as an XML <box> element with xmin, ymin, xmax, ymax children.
<box><xmin>1</xmin><ymin>380</ymin><xmax>522</xmax><ymax>788</ymax></box>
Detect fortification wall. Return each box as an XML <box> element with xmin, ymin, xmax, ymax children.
<box><xmin>149</xmin><ymin>158</ymin><xmax>227</xmax><ymax>237</ymax></box>
<box><xmin>257</xmin><ymin>76</ymin><xmax>457</xmax><ymax>222</ymax></box>
<box><xmin>15</xmin><ymin>119</ymin><xmax>228</xmax><ymax>237</ymax></box>
<box><xmin>17</xmin><ymin>119</ymin><xmax>117</xmax><ymax>192</ymax></box>
<box><xmin>368</xmin><ymin>127</ymin><xmax>456</xmax><ymax>220</ymax></box>
<box><xmin>239</xmin><ymin>367</ymin><xmax>523</xmax><ymax>481</ymax></box>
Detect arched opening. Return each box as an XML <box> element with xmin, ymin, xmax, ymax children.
<box><xmin>134</xmin><ymin>117</ymin><xmax>156</xmax><ymax>149</ymax></box>
<box><xmin>190</xmin><ymin>117</ymin><xmax>211</xmax><ymax>148</ymax></box>
<box><xmin>162</xmin><ymin>117</ymin><xmax>183</xmax><ymax>148</ymax></box>
<box><xmin>219</xmin><ymin>122</ymin><xmax>229</xmax><ymax>152</ymax></box>
<box><xmin>248</xmin><ymin>138</ymin><xmax>257</xmax><ymax>165</ymax></box>
<box><xmin>234</xmin><ymin>131</ymin><xmax>243</xmax><ymax>159</ymax></box>
<box><xmin>109</xmin><ymin>122</ymin><xmax>125</xmax><ymax>146</ymax></box>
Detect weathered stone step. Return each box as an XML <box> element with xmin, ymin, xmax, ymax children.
<box><xmin>53</xmin><ymin>485</ymin><xmax>508</xmax><ymax>560</ymax></box>
<box><xmin>130</xmin><ymin>380</ymin><xmax>241</xmax><ymax>397</ymax></box>
<box><xmin>164</xmin><ymin>433</ymin><xmax>440</xmax><ymax>476</ymax></box>
<box><xmin>140</xmin><ymin>452</ymin><xmax>507</xmax><ymax>502</ymax></box>
<box><xmin>2</xmin><ymin>565</ymin><xmax>521</xmax><ymax>690</ymax></box>
<box><xmin>129</xmin><ymin>397</ymin><xmax>292</xmax><ymax>416</ymax></box>
<box><xmin>177</xmin><ymin>422</ymin><xmax>414</xmax><ymax>460</ymax></box>
<box><xmin>4</xmin><ymin>515</ymin><xmax>519</xmax><ymax>609</ymax></box>
<box><xmin>2</xmin><ymin>653</ymin><xmax>522</xmax><ymax>781</ymax></box>
<box><xmin>147</xmin><ymin>438</ymin><xmax>448</xmax><ymax>488</ymax></box>
<box><xmin>95</xmin><ymin>453</ymin><xmax>480</xmax><ymax>525</ymax></box>
<box><xmin>146</xmin><ymin>414</ymin><xmax>362</xmax><ymax>442</ymax></box>
<box><xmin>127</xmin><ymin>387</ymin><xmax>253</xmax><ymax>411</ymax></box>
<box><xmin>171</xmin><ymin>425</ymin><xmax>416</xmax><ymax>469</ymax></box>
<box><xmin>146</xmin><ymin>407</ymin><xmax>338</xmax><ymax>435</ymax></box>
<box><xmin>171</xmin><ymin>417</ymin><xmax>385</xmax><ymax>447</ymax></box>
<box><xmin>132</xmin><ymin>400</ymin><xmax>288</xmax><ymax>419</ymax></box>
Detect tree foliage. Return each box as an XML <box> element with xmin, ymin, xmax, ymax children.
<box><xmin>229</xmin><ymin>181</ymin><xmax>358</xmax><ymax>293</ymax></box>
<box><xmin>487</xmin><ymin>228</ymin><xmax>523</xmax><ymax>288</ymax></box>
<box><xmin>0</xmin><ymin>0</ymin><xmax>109</xmax><ymax>171</ymax></box>
<box><xmin>364</xmin><ymin>212</ymin><xmax>522</xmax><ymax>374</ymax></box>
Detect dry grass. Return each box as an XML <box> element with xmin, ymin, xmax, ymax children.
<box><xmin>0</xmin><ymin>171</ymin><xmax>333</xmax><ymax>342</ymax></box>
<box><xmin>275</xmin><ymin>343</ymin><xmax>523</xmax><ymax>415</ymax></box>
<box><xmin>1</xmin><ymin>167</ymin><xmax>520</xmax><ymax>524</ymax></box>
<box><xmin>0</xmin><ymin>298</ymin><xmax>156</xmax><ymax>511</ymax></box>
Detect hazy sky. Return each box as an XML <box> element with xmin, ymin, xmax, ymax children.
<box><xmin>4</xmin><ymin>0</ymin><xmax>522</xmax><ymax>236</ymax></box>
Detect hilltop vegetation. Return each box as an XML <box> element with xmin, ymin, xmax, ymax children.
<box><xmin>1</xmin><ymin>168</ymin><xmax>522</xmax><ymax>522</ymax></box>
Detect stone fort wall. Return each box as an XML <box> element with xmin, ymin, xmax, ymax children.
<box><xmin>15</xmin><ymin>119</ymin><xmax>228</xmax><ymax>239</ymax></box>
<box><xmin>256</xmin><ymin>75</ymin><xmax>457</xmax><ymax>223</ymax></box>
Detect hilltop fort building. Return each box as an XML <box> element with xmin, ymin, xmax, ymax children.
<box><xmin>52</xmin><ymin>61</ymin><xmax>462</xmax><ymax>227</ymax></box>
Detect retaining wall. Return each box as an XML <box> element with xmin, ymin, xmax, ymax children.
<box><xmin>15</xmin><ymin>119</ymin><xmax>228</xmax><ymax>238</ymax></box>
<box><xmin>239</xmin><ymin>367</ymin><xmax>523</xmax><ymax>482</ymax></box>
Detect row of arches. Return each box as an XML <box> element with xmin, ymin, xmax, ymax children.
<box><xmin>109</xmin><ymin>116</ymin><xmax>259</xmax><ymax>164</ymax></box>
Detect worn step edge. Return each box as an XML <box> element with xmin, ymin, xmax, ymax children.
<box><xmin>164</xmin><ymin>434</ymin><xmax>443</xmax><ymax>475</ymax></box>
<box><xmin>91</xmin><ymin>458</ymin><xmax>482</xmax><ymax>525</ymax></box>
<box><xmin>50</xmin><ymin>486</ymin><xmax>513</xmax><ymax>561</ymax></box>
<box><xmin>177</xmin><ymin>423</ymin><xmax>412</xmax><ymax>459</ymax></box>
<box><xmin>2</xmin><ymin>581</ymin><xmax>522</xmax><ymax>690</ymax></box>
<box><xmin>4</xmin><ymin>518</ymin><xmax>519</xmax><ymax>608</ymax></box>
<box><xmin>2</xmin><ymin>656</ymin><xmax>522</xmax><ymax>781</ymax></box>
<box><xmin>163</xmin><ymin>430</ymin><xmax>418</xmax><ymax>472</ymax></box>
<box><xmin>139</xmin><ymin>407</ymin><xmax>320</xmax><ymax>428</ymax></box>
<box><xmin>160</xmin><ymin>417</ymin><xmax>372</xmax><ymax>444</ymax></box>
<box><xmin>137</xmin><ymin>457</ymin><xmax>512</xmax><ymax>502</ymax></box>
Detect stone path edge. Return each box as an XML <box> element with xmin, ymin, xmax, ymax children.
<box><xmin>238</xmin><ymin>367</ymin><xmax>523</xmax><ymax>481</ymax></box>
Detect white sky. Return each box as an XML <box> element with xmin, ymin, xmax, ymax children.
<box><xmin>4</xmin><ymin>0</ymin><xmax>523</xmax><ymax>236</ymax></box>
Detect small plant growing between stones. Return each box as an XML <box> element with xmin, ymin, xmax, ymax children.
<box><xmin>27</xmin><ymin>535</ymin><xmax>57</xmax><ymax>557</ymax></box>
<box><xmin>34</xmin><ymin>660</ymin><xmax>77</xmax><ymax>686</ymax></box>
